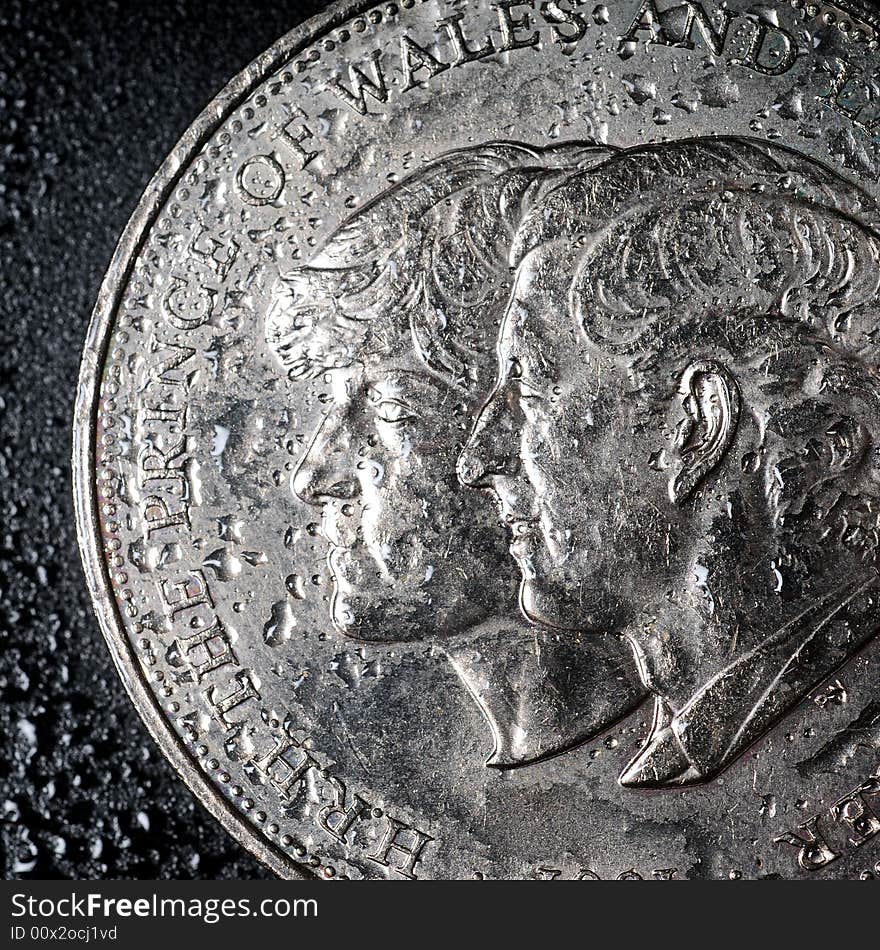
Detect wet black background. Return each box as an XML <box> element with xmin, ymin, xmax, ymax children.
<box><xmin>1</xmin><ymin>0</ymin><xmax>329</xmax><ymax>879</ymax></box>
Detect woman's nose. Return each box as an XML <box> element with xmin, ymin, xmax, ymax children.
<box><xmin>458</xmin><ymin>388</ymin><xmax>521</xmax><ymax>489</ymax></box>
<box><xmin>292</xmin><ymin>407</ymin><xmax>361</xmax><ymax>504</ymax></box>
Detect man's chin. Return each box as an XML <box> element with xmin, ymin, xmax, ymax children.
<box><xmin>519</xmin><ymin>577</ymin><xmax>608</xmax><ymax>633</ymax></box>
<box><xmin>329</xmin><ymin>589</ymin><xmax>427</xmax><ymax>643</ymax></box>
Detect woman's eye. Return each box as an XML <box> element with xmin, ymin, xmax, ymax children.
<box><xmin>375</xmin><ymin>400</ymin><xmax>416</xmax><ymax>424</ymax></box>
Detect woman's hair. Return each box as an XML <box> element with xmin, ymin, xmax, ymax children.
<box><xmin>264</xmin><ymin>141</ymin><xmax>615</xmax><ymax>392</ymax></box>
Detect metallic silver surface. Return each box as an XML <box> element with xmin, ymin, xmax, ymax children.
<box><xmin>75</xmin><ymin>0</ymin><xmax>880</xmax><ymax>879</ymax></box>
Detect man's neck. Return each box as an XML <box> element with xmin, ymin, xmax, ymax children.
<box><xmin>621</xmin><ymin>570</ymin><xmax>880</xmax><ymax>783</ymax></box>
<box><xmin>626</xmin><ymin>569</ymin><xmax>880</xmax><ymax>715</ymax></box>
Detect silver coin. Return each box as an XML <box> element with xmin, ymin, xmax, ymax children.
<box><xmin>74</xmin><ymin>0</ymin><xmax>880</xmax><ymax>880</ymax></box>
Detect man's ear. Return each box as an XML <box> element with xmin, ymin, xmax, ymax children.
<box><xmin>670</xmin><ymin>359</ymin><xmax>740</xmax><ymax>506</ymax></box>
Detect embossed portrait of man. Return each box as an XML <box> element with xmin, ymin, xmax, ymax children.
<box><xmin>460</xmin><ymin>137</ymin><xmax>880</xmax><ymax>787</ymax></box>
<box><xmin>264</xmin><ymin>142</ymin><xmax>646</xmax><ymax>767</ymax></box>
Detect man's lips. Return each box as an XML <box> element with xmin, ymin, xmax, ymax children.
<box><xmin>327</xmin><ymin>546</ymin><xmax>354</xmax><ymax>584</ymax></box>
<box><xmin>502</xmin><ymin>510</ymin><xmax>538</xmax><ymax>532</ymax></box>
<box><xmin>504</xmin><ymin>516</ymin><xmax>539</xmax><ymax>555</ymax></box>
<box><xmin>508</xmin><ymin>518</ymin><xmax>537</xmax><ymax>535</ymax></box>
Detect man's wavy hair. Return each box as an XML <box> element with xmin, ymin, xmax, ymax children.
<box><xmin>264</xmin><ymin>141</ymin><xmax>615</xmax><ymax>393</ymax></box>
<box><xmin>513</xmin><ymin>137</ymin><xmax>880</xmax><ymax>561</ymax></box>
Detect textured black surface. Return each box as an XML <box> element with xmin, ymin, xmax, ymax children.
<box><xmin>0</xmin><ymin>0</ymin><xmax>327</xmax><ymax>880</ymax></box>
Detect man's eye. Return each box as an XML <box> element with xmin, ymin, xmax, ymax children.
<box><xmin>375</xmin><ymin>400</ymin><xmax>416</xmax><ymax>424</ymax></box>
<box><xmin>517</xmin><ymin>377</ymin><xmax>543</xmax><ymax>404</ymax></box>
<box><xmin>507</xmin><ymin>359</ymin><xmax>541</xmax><ymax>402</ymax></box>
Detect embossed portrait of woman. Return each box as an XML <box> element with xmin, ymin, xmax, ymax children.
<box><xmin>265</xmin><ymin>142</ymin><xmax>646</xmax><ymax>767</ymax></box>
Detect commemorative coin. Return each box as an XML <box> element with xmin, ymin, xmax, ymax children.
<box><xmin>75</xmin><ymin>0</ymin><xmax>880</xmax><ymax>879</ymax></box>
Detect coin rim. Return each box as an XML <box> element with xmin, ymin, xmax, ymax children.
<box><xmin>72</xmin><ymin>0</ymin><xmax>880</xmax><ymax>881</ymax></box>
<box><xmin>72</xmin><ymin>0</ymin><xmax>389</xmax><ymax>882</ymax></box>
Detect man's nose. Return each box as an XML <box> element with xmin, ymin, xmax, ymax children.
<box><xmin>292</xmin><ymin>408</ymin><xmax>361</xmax><ymax>504</ymax></box>
<box><xmin>458</xmin><ymin>389</ymin><xmax>521</xmax><ymax>488</ymax></box>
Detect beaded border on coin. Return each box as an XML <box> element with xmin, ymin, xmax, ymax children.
<box><xmin>74</xmin><ymin>0</ymin><xmax>880</xmax><ymax>881</ymax></box>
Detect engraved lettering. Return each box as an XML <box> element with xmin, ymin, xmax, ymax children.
<box><xmin>138</xmin><ymin>434</ymin><xmax>187</xmax><ymax>487</ymax></box>
<box><xmin>138</xmin><ymin>403</ymin><xmax>186</xmax><ymax>431</ymax></box>
<box><xmin>204</xmin><ymin>669</ymin><xmax>261</xmax><ymax>728</ymax></box>
<box><xmin>142</xmin><ymin>494</ymin><xmax>190</xmax><ymax>539</ymax></box>
<box><xmin>618</xmin><ymin>2</ymin><xmax>796</xmax><ymax>76</ymax></box>
<box><xmin>190</xmin><ymin>225</ymin><xmax>240</xmax><ymax>279</ymax></box>
<box><xmin>317</xmin><ymin>777</ymin><xmax>369</xmax><ymax>843</ymax></box>
<box><xmin>774</xmin><ymin>816</ymin><xmax>841</xmax><ymax>871</ymax></box>
<box><xmin>493</xmin><ymin>1</ymin><xmax>540</xmax><ymax>52</ymax></box>
<box><xmin>174</xmin><ymin>618</ymin><xmax>237</xmax><ymax>682</ymax></box>
<box><xmin>436</xmin><ymin>12</ymin><xmax>497</xmax><ymax>65</ymax></box>
<box><xmin>146</xmin><ymin>336</ymin><xmax>198</xmax><ymax>388</ymax></box>
<box><xmin>399</xmin><ymin>35</ymin><xmax>450</xmax><ymax>92</ymax></box>
<box><xmin>730</xmin><ymin>16</ymin><xmax>797</xmax><ymax>77</ymax></box>
<box><xmin>161</xmin><ymin>570</ymin><xmax>213</xmax><ymax>621</ymax></box>
<box><xmin>539</xmin><ymin>0</ymin><xmax>588</xmax><ymax>45</ymax></box>
<box><xmin>255</xmin><ymin>737</ymin><xmax>319</xmax><ymax>800</ymax></box>
<box><xmin>619</xmin><ymin>0</ymin><xmax>673</xmax><ymax>48</ymax></box>
<box><xmin>330</xmin><ymin>50</ymin><xmax>390</xmax><ymax>115</ymax></box>
<box><xmin>368</xmin><ymin>816</ymin><xmax>434</xmax><ymax>879</ymax></box>
<box><xmin>279</xmin><ymin>119</ymin><xmax>320</xmax><ymax>169</ymax></box>
<box><xmin>831</xmin><ymin>777</ymin><xmax>880</xmax><ymax>848</ymax></box>
<box><xmin>664</xmin><ymin>1</ymin><xmax>731</xmax><ymax>54</ymax></box>
<box><xmin>620</xmin><ymin>0</ymin><xmax>732</xmax><ymax>54</ymax></box>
